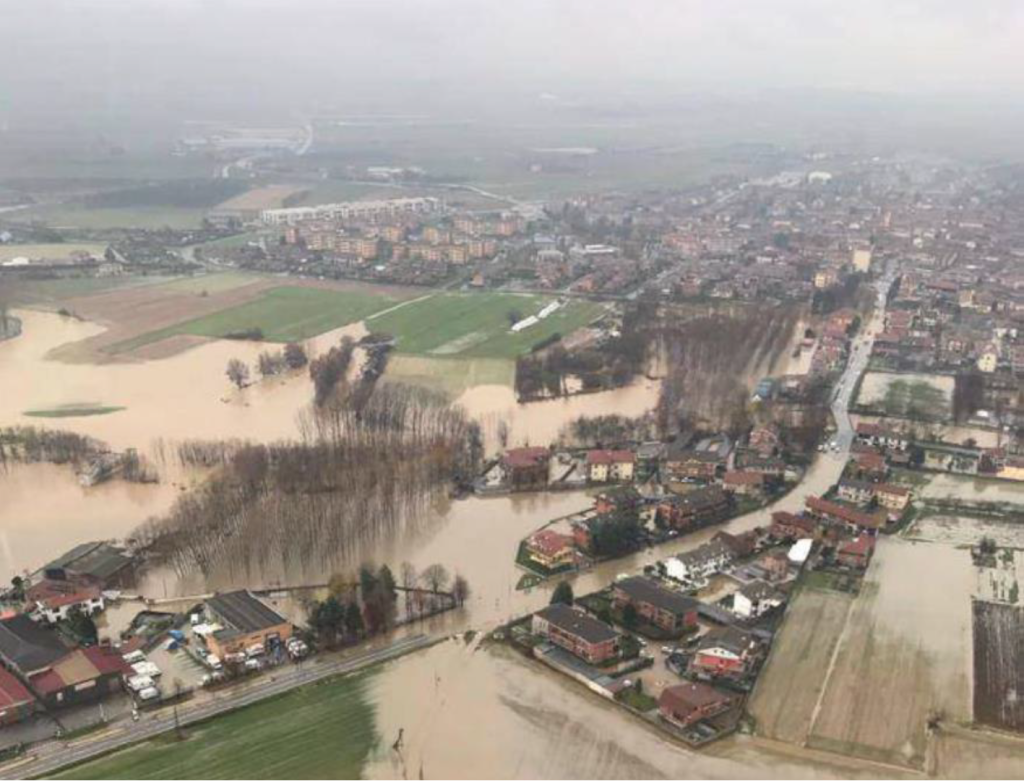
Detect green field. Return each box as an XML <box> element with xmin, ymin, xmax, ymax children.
<box><xmin>24</xmin><ymin>404</ymin><xmax>125</xmax><ymax>418</ymax></box>
<box><xmin>54</xmin><ymin>672</ymin><xmax>378</xmax><ymax>780</ymax></box>
<box><xmin>367</xmin><ymin>292</ymin><xmax>604</xmax><ymax>358</ymax></box>
<box><xmin>385</xmin><ymin>354</ymin><xmax>515</xmax><ymax>397</ymax></box>
<box><xmin>110</xmin><ymin>286</ymin><xmax>398</xmax><ymax>352</ymax></box>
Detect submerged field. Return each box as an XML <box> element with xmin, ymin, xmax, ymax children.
<box><xmin>366</xmin><ymin>292</ymin><xmax>604</xmax><ymax>358</ymax></box>
<box><xmin>110</xmin><ymin>286</ymin><xmax>399</xmax><ymax>351</ymax></box>
<box><xmin>855</xmin><ymin>371</ymin><xmax>953</xmax><ymax>421</ymax></box>
<box><xmin>55</xmin><ymin>671</ymin><xmax>378</xmax><ymax>779</ymax></box>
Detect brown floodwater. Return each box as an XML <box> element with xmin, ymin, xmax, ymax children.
<box><xmin>0</xmin><ymin>462</ymin><xmax>184</xmax><ymax>582</ymax></box>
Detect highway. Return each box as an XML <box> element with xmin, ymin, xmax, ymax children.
<box><xmin>0</xmin><ymin>634</ymin><xmax>435</xmax><ymax>780</ymax></box>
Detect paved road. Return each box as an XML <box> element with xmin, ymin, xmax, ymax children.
<box><xmin>0</xmin><ymin>634</ymin><xmax>434</xmax><ymax>780</ymax></box>
<box><xmin>825</xmin><ymin>266</ymin><xmax>897</xmax><ymax>459</ymax></box>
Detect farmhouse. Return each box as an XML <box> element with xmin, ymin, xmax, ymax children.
<box><xmin>612</xmin><ymin>577</ymin><xmax>698</xmax><ymax>633</ymax></box>
<box><xmin>531</xmin><ymin>604</ymin><xmax>618</xmax><ymax>664</ymax></box>
<box><xmin>204</xmin><ymin>590</ymin><xmax>293</xmax><ymax>658</ymax></box>
<box><xmin>658</xmin><ymin>681</ymin><xmax>736</xmax><ymax>729</ymax></box>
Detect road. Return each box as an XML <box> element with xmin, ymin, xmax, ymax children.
<box><xmin>0</xmin><ymin>634</ymin><xmax>434</xmax><ymax>780</ymax></box>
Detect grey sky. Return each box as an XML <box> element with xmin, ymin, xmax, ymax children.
<box><xmin>2</xmin><ymin>0</ymin><xmax>1024</xmax><ymax>124</ymax></box>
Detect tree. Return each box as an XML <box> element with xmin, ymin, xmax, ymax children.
<box><xmin>421</xmin><ymin>563</ymin><xmax>450</xmax><ymax>594</ymax></box>
<box><xmin>452</xmin><ymin>574</ymin><xmax>470</xmax><ymax>607</ymax></box>
<box><xmin>550</xmin><ymin>581</ymin><xmax>574</xmax><ymax>606</ymax></box>
<box><xmin>622</xmin><ymin>603</ymin><xmax>639</xmax><ymax>629</ymax></box>
<box><xmin>378</xmin><ymin>564</ymin><xmax>397</xmax><ymax>603</ymax></box>
<box><xmin>309</xmin><ymin>596</ymin><xmax>346</xmax><ymax>646</ymax></box>
<box><xmin>401</xmin><ymin>562</ymin><xmax>418</xmax><ymax>618</ymax></box>
<box><xmin>284</xmin><ymin>342</ymin><xmax>308</xmax><ymax>370</ymax></box>
<box><xmin>344</xmin><ymin>601</ymin><xmax>365</xmax><ymax>638</ymax></box>
<box><xmin>65</xmin><ymin>606</ymin><xmax>98</xmax><ymax>645</ymax></box>
<box><xmin>257</xmin><ymin>351</ymin><xmax>277</xmax><ymax>378</ymax></box>
<box><xmin>9</xmin><ymin>576</ymin><xmax>24</xmax><ymax>601</ymax></box>
<box><xmin>226</xmin><ymin>358</ymin><xmax>250</xmax><ymax>389</ymax></box>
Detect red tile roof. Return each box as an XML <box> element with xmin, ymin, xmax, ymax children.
<box><xmin>0</xmin><ymin>666</ymin><xmax>32</xmax><ymax>710</ymax></box>
<box><xmin>502</xmin><ymin>447</ymin><xmax>549</xmax><ymax>469</ymax></box>
<box><xmin>586</xmin><ymin>449</ymin><xmax>635</xmax><ymax>465</ymax></box>
<box><xmin>806</xmin><ymin>497</ymin><xmax>887</xmax><ymax>530</ymax></box>
<box><xmin>527</xmin><ymin>529</ymin><xmax>574</xmax><ymax>557</ymax></box>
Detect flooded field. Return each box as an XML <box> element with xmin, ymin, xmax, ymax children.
<box><xmin>807</xmin><ymin>540</ymin><xmax>973</xmax><ymax>769</ymax></box>
<box><xmin>919</xmin><ymin>473</ymin><xmax>1024</xmax><ymax>504</ymax></box>
<box><xmin>904</xmin><ymin>514</ymin><xmax>1024</xmax><ymax>548</ymax></box>
<box><xmin>748</xmin><ymin>587</ymin><xmax>855</xmax><ymax>745</ymax></box>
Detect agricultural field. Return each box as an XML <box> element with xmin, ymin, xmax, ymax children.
<box><xmin>855</xmin><ymin>371</ymin><xmax>953</xmax><ymax>421</ymax></box>
<box><xmin>385</xmin><ymin>354</ymin><xmax>515</xmax><ymax>398</ymax></box>
<box><xmin>904</xmin><ymin>514</ymin><xmax>1024</xmax><ymax>549</ymax></box>
<box><xmin>973</xmin><ymin>600</ymin><xmax>1024</xmax><ymax>732</ymax></box>
<box><xmin>0</xmin><ymin>275</ymin><xmax>168</xmax><ymax>307</ymax></box>
<box><xmin>54</xmin><ymin>671</ymin><xmax>378</xmax><ymax>779</ymax></box>
<box><xmin>6</xmin><ymin>204</ymin><xmax>207</xmax><ymax>230</ymax></box>
<box><xmin>366</xmin><ymin>292</ymin><xmax>605</xmax><ymax>359</ymax></box>
<box><xmin>154</xmin><ymin>271</ymin><xmax>265</xmax><ymax>295</ymax></box>
<box><xmin>210</xmin><ymin>184</ymin><xmax>308</xmax><ymax>212</ymax></box>
<box><xmin>110</xmin><ymin>286</ymin><xmax>399</xmax><ymax>352</ymax></box>
<box><xmin>806</xmin><ymin>540</ymin><xmax>973</xmax><ymax>769</ymax></box>
<box><xmin>0</xmin><ymin>242</ymin><xmax>108</xmax><ymax>262</ymax></box>
<box><xmin>748</xmin><ymin>586</ymin><xmax>854</xmax><ymax>745</ymax></box>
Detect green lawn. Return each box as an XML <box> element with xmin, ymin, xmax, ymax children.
<box><xmin>54</xmin><ymin>672</ymin><xmax>378</xmax><ymax>780</ymax></box>
<box><xmin>110</xmin><ymin>286</ymin><xmax>398</xmax><ymax>352</ymax></box>
<box><xmin>0</xmin><ymin>275</ymin><xmax>169</xmax><ymax>306</ymax></box>
<box><xmin>366</xmin><ymin>292</ymin><xmax>604</xmax><ymax>359</ymax></box>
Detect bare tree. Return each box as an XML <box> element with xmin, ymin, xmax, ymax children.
<box><xmin>226</xmin><ymin>358</ymin><xmax>250</xmax><ymax>389</ymax></box>
<box><xmin>421</xmin><ymin>563</ymin><xmax>450</xmax><ymax>594</ymax></box>
<box><xmin>401</xmin><ymin>561</ymin><xmax>417</xmax><ymax>618</ymax></box>
<box><xmin>452</xmin><ymin>574</ymin><xmax>470</xmax><ymax>607</ymax></box>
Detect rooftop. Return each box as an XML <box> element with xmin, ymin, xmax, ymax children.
<box><xmin>206</xmin><ymin>590</ymin><xmax>289</xmax><ymax>635</ymax></box>
<box><xmin>535</xmin><ymin>604</ymin><xmax>618</xmax><ymax>645</ymax></box>
<box><xmin>0</xmin><ymin>615</ymin><xmax>69</xmax><ymax>674</ymax></box>
<box><xmin>614</xmin><ymin>577</ymin><xmax>697</xmax><ymax>617</ymax></box>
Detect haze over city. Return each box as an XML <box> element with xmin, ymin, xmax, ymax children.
<box><xmin>1</xmin><ymin>2</ymin><xmax>1023</xmax><ymax>780</ymax></box>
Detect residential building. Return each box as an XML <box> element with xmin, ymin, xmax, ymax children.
<box><xmin>837</xmin><ymin>535</ymin><xmax>875</xmax><ymax>569</ymax></box>
<box><xmin>805</xmin><ymin>496</ymin><xmax>887</xmax><ymax>534</ymax></box>
<box><xmin>665</xmin><ymin>538</ymin><xmax>734</xmax><ymax>581</ymax></box>
<box><xmin>658</xmin><ymin>682</ymin><xmax>736</xmax><ymax>729</ymax></box>
<box><xmin>612</xmin><ymin>577</ymin><xmax>698</xmax><ymax>633</ymax></box>
<box><xmin>531</xmin><ymin>604</ymin><xmax>618</xmax><ymax>664</ymax></box>
<box><xmin>501</xmin><ymin>447</ymin><xmax>550</xmax><ymax>490</ymax></box>
<box><xmin>690</xmin><ymin>627</ymin><xmax>763</xmax><ymax>678</ymax></box>
<box><xmin>722</xmin><ymin>470</ymin><xmax>765</xmax><ymax>497</ymax></box>
<box><xmin>586</xmin><ymin>450</ymin><xmax>636</xmax><ymax>483</ymax></box>
<box><xmin>524</xmin><ymin>530</ymin><xmax>576</xmax><ymax>571</ymax></box>
<box><xmin>656</xmin><ymin>486</ymin><xmax>731</xmax><ymax>530</ymax></box>
<box><xmin>733</xmin><ymin>581</ymin><xmax>784</xmax><ymax>619</ymax></box>
<box><xmin>769</xmin><ymin>511</ymin><xmax>817</xmax><ymax>540</ymax></box>
<box><xmin>26</xmin><ymin>580</ymin><xmax>105</xmax><ymax>625</ymax></box>
<box><xmin>204</xmin><ymin>590</ymin><xmax>293</xmax><ymax>658</ymax></box>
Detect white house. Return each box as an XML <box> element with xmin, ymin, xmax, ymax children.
<box><xmin>29</xmin><ymin>584</ymin><xmax>105</xmax><ymax>624</ymax></box>
<box><xmin>665</xmin><ymin>539</ymin><xmax>733</xmax><ymax>582</ymax></box>
<box><xmin>733</xmin><ymin>581</ymin><xmax>785</xmax><ymax>619</ymax></box>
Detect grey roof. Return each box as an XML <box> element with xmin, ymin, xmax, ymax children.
<box><xmin>614</xmin><ymin>577</ymin><xmax>697</xmax><ymax>617</ymax></box>
<box><xmin>535</xmin><ymin>604</ymin><xmax>618</xmax><ymax>645</ymax></box>
<box><xmin>43</xmin><ymin>542</ymin><xmax>132</xmax><ymax>582</ymax></box>
<box><xmin>0</xmin><ymin>615</ymin><xmax>69</xmax><ymax>674</ymax></box>
<box><xmin>739</xmin><ymin>580</ymin><xmax>782</xmax><ymax>602</ymax></box>
<box><xmin>206</xmin><ymin>590</ymin><xmax>288</xmax><ymax>635</ymax></box>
